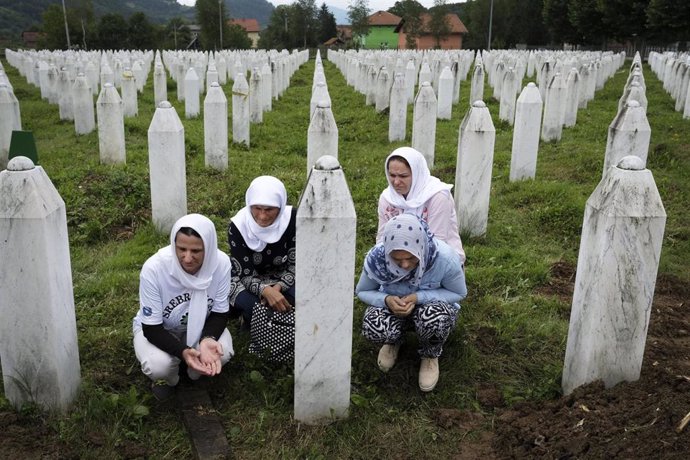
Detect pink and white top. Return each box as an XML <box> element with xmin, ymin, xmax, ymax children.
<box><xmin>377</xmin><ymin>147</ymin><xmax>466</xmax><ymax>264</ymax></box>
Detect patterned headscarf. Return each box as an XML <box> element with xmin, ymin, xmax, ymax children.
<box><xmin>364</xmin><ymin>213</ymin><xmax>437</xmax><ymax>287</ymax></box>
<box><xmin>231</xmin><ymin>176</ymin><xmax>293</xmax><ymax>252</ymax></box>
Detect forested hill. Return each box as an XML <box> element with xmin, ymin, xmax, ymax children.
<box><xmin>0</xmin><ymin>0</ymin><xmax>275</xmax><ymax>41</ymax></box>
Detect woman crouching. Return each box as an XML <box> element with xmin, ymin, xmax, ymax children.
<box><xmin>356</xmin><ymin>213</ymin><xmax>467</xmax><ymax>392</ymax></box>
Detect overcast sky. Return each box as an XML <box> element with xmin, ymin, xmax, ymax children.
<box><xmin>176</xmin><ymin>1</ymin><xmax>447</xmax><ymax>11</ymax></box>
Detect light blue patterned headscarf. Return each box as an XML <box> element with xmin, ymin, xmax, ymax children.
<box><xmin>364</xmin><ymin>213</ymin><xmax>437</xmax><ymax>287</ymax></box>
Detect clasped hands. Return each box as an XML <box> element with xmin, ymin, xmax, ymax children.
<box><xmin>182</xmin><ymin>338</ymin><xmax>224</xmax><ymax>377</ymax></box>
<box><xmin>261</xmin><ymin>284</ymin><xmax>292</xmax><ymax>313</ymax></box>
<box><xmin>385</xmin><ymin>293</ymin><xmax>418</xmax><ymax>317</ymax></box>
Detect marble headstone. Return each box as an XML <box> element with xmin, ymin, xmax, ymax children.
<box><xmin>295</xmin><ymin>155</ymin><xmax>356</xmax><ymax>425</ymax></box>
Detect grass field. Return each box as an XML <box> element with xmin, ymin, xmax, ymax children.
<box><xmin>0</xmin><ymin>51</ymin><xmax>688</xmax><ymax>458</ymax></box>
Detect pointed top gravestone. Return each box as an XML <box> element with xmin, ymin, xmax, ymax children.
<box><xmin>295</xmin><ymin>155</ymin><xmax>356</xmax><ymax>425</ymax></box>
<box><xmin>0</xmin><ymin>156</ymin><xmax>81</xmax><ymax>413</ymax></box>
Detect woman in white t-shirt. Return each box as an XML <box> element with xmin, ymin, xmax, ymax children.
<box><xmin>132</xmin><ymin>214</ymin><xmax>233</xmax><ymax>399</ymax></box>
<box><xmin>377</xmin><ymin>146</ymin><xmax>465</xmax><ymax>264</ymax></box>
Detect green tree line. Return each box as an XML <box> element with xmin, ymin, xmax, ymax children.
<box><xmin>39</xmin><ymin>0</ymin><xmax>252</xmax><ymax>51</ymax></box>
<box><xmin>453</xmin><ymin>0</ymin><xmax>689</xmax><ymax>49</ymax></box>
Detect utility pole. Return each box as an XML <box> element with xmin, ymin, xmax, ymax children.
<box><xmin>487</xmin><ymin>0</ymin><xmax>493</xmax><ymax>50</ymax></box>
<box><xmin>218</xmin><ymin>0</ymin><xmax>223</xmax><ymax>49</ymax></box>
<box><xmin>61</xmin><ymin>0</ymin><xmax>71</xmax><ymax>49</ymax></box>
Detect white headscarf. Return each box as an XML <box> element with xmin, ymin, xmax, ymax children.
<box><xmin>381</xmin><ymin>147</ymin><xmax>452</xmax><ymax>214</ymax></box>
<box><xmin>166</xmin><ymin>214</ymin><xmax>218</xmax><ymax>347</ymax></box>
<box><xmin>231</xmin><ymin>176</ymin><xmax>293</xmax><ymax>252</ymax></box>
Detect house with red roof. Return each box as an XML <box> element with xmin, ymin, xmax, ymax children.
<box><xmin>395</xmin><ymin>13</ymin><xmax>468</xmax><ymax>50</ymax></box>
<box><xmin>230</xmin><ymin>18</ymin><xmax>260</xmax><ymax>49</ymax></box>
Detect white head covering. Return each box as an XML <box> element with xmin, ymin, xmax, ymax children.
<box><xmin>231</xmin><ymin>176</ymin><xmax>293</xmax><ymax>252</ymax></box>
<box><xmin>381</xmin><ymin>147</ymin><xmax>452</xmax><ymax>214</ymax></box>
<box><xmin>166</xmin><ymin>214</ymin><xmax>218</xmax><ymax>347</ymax></box>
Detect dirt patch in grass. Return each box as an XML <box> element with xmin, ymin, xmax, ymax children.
<box><xmin>491</xmin><ymin>271</ymin><xmax>690</xmax><ymax>459</ymax></box>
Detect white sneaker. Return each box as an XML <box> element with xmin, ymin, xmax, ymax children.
<box><xmin>419</xmin><ymin>357</ymin><xmax>439</xmax><ymax>392</ymax></box>
<box><xmin>377</xmin><ymin>343</ymin><xmax>401</xmax><ymax>372</ymax></box>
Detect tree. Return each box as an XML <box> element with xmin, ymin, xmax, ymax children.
<box><xmin>163</xmin><ymin>17</ymin><xmax>192</xmax><ymax>50</ymax></box>
<box><xmin>317</xmin><ymin>3</ymin><xmax>338</xmax><ymax>44</ymax></box>
<box><xmin>428</xmin><ymin>0</ymin><xmax>451</xmax><ymax>48</ymax></box>
<box><xmin>127</xmin><ymin>12</ymin><xmax>156</xmax><ymax>50</ymax></box>
<box><xmin>543</xmin><ymin>0</ymin><xmax>578</xmax><ymax>44</ymax></box>
<box><xmin>389</xmin><ymin>0</ymin><xmax>426</xmax><ymax>49</ymax></box>
<box><xmin>40</xmin><ymin>1</ymin><xmax>96</xmax><ymax>50</ymax></box>
<box><xmin>196</xmin><ymin>0</ymin><xmax>230</xmax><ymax>50</ymax></box>
<box><xmin>97</xmin><ymin>13</ymin><xmax>128</xmax><ymax>50</ymax></box>
<box><xmin>646</xmin><ymin>0</ymin><xmax>690</xmax><ymax>43</ymax></box>
<box><xmin>292</xmin><ymin>0</ymin><xmax>318</xmax><ymax>48</ymax></box>
<box><xmin>568</xmin><ymin>0</ymin><xmax>607</xmax><ymax>45</ymax></box>
<box><xmin>258</xmin><ymin>5</ymin><xmax>292</xmax><ymax>49</ymax></box>
<box><xmin>348</xmin><ymin>0</ymin><xmax>370</xmax><ymax>49</ymax></box>
<box><xmin>596</xmin><ymin>0</ymin><xmax>649</xmax><ymax>43</ymax></box>
<box><xmin>226</xmin><ymin>23</ymin><xmax>252</xmax><ymax>49</ymax></box>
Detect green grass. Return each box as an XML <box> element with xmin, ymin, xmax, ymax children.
<box><xmin>0</xmin><ymin>53</ymin><xmax>688</xmax><ymax>458</ymax></box>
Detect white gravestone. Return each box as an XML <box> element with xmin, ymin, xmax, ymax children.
<box><xmin>564</xmin><ymin>68</ymin><xmax>580</xmax><ymax>128</ymax></box>
<box><xmin>470</xmin><ymin>64</ymin><xmax>485</xmax><ymax>105</ymax></box>
<box><xmin>96</xmin><ymin>83</ymin><xmax>126</xmax><ymax>165</ymax></box>
<box><xmin>310</xmin><ymin>81</ymin><xmax>331</xmax><ymax>120</ymax></box>
<box><xmin>72</xmin><ymin>73</ymin><xmax>95</xmax><ymax>135</ymax></box>
<box><xmin>499</xmin><ymin>67</ymin><xmax>517</xmax><ymax>125</ymax></box>
<box><xmin>510</xmin><ymin>83</ymin><xmax>543</xmax><ymax>181</ymax></box>
<box><xmin>249</xmin><ymin>68</ymin><xmax>263</xmax><ymax>124</ymax></box>
<box><xmin>0</xmin><ymin>156</ymin><xmax>81</xmax><ymax>412</ymax></box>
<box><xmin>375</xmin><ymin>67</ymin><xmax>390</xmax><ymax>113</ymax></box>
<box><xmin>153</xmin><ymin>64</ymin><xmax>167</xmax><ymax>108</ymax></box>
<box><xmin>232</xmin><ymin>73</ymin><xmax>250</xmax><ymax>147</ymax></box>
<box><xmin>58</xmin><ymin>68</ymin><xmax>73</xmax><ymax>121</ymax></box>
<box><xmin>261</xmin><ymin>62</ymin><xmax>272</xmax><ymax>112</ymax></box>
<box><xmin>437</xmin><ymin>66</ymin><xmax>454</xmax><ymax>120</ymax></box>
<box><xmin>388</xmin><ymin>72</ymin><xmax>407</xmax><ymax>142</ymax></box>
<box><xmin>0</xmin><ymin>83</ymin><xmax>21</xmax><ymax>169</ymax></box>
<box><xmin>295</xmin><ymin>155</ymin><xmax>356</xmax><ymax>425</ymax></box>
<box><xmin>184</xmin><ymin>67</ymin><xmax>200</xmax><ymax>119</ymax></box>
<box><xmin>204</xmin><ymin>82</ymin><xmax>228</xmax><ymax>171</ymax></box>
<box><xmin>541</xmin><ymin>73</ymin><xmax>566</xmax><ymax>142</ymax></box>
<box><xmin>121</xmin><ymin>69</ymin><xmax>138</xmax><ymax>118</ymax></box>
<box><xmin>562</xmin><ymin>155</ymin><xmax>666</xmax><ymax>395</ymax></box>
<box><xmin>454</xmin><ymin>101</ymin><xmax>496</xmax><ymax>237</ymax></box>
<box><xmin>411</xmin><ymin>81</ymin><xmax>438</xmax><ymax>168</ymax></box>
<box><xmin>148</xmin><ymin>101</ymin><xmax>187</xmax><ymax>233</ymax></box>
<box><xmin>307</xmin><ymin>101</ymin><xmax>338</xmax><ymax>173</ymax></box>
<box><xmin>602</xmin><ymin>100</ymin><xmax>650</xmax><ymax>177</ymax></box>
<box><xmin>405</xmin><ymin>59</ymin><xmax>417</xmax><ymax>104</ymax></box>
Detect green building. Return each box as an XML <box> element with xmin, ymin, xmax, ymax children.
<box><xmin>362</xmin><ymin>10</ymin><xmax>401</xmax><ymax>50</ymax></box>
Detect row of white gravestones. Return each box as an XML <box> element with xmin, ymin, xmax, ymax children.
<box><xmin>307</xmin><ymin>52</ymin><xmax>338</xmax><ymax>173</ymax></box>
<box><xmin>562</xmin><ymin>156</ymin><xmax>666</xmax><ymax>395</ymax></box>
<box><xmin>649</xmin><ymin>51</ymin><xmax>690</xmax><ymax>119</ymax></box>
<box><xmin>327</xmin><ymin>48</ymin><xmax>473</xmax><ymax>110</ymax></box>
<box><xmin>562</xmin><ymin>54</ymin><xmax>665</xmax><ymax>394</ymax></box>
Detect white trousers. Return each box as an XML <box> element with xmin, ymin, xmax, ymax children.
<box><xmin>133</xmin><ymin>328</ymin><xmax>234</xmax><ymax>386</ymax></box>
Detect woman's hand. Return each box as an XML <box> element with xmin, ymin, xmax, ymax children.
<box><xmin>198</xmin><ymin>338</ymin><xmax>223</xmax><ymax>376</ymax></box>
<box><xmin>385</xmin><ymin>295</ymin><xmax>415</xmax><ymax>318</ymax></box>
<box><xmin>261</xmin><ymin>284</ymin><xmax>292</xmax><ymax>312</ymax></box>
<box><xmin>182</xmin><ymin>347</ymin><xmax>215</xmax><ymax>376</ymax></box>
